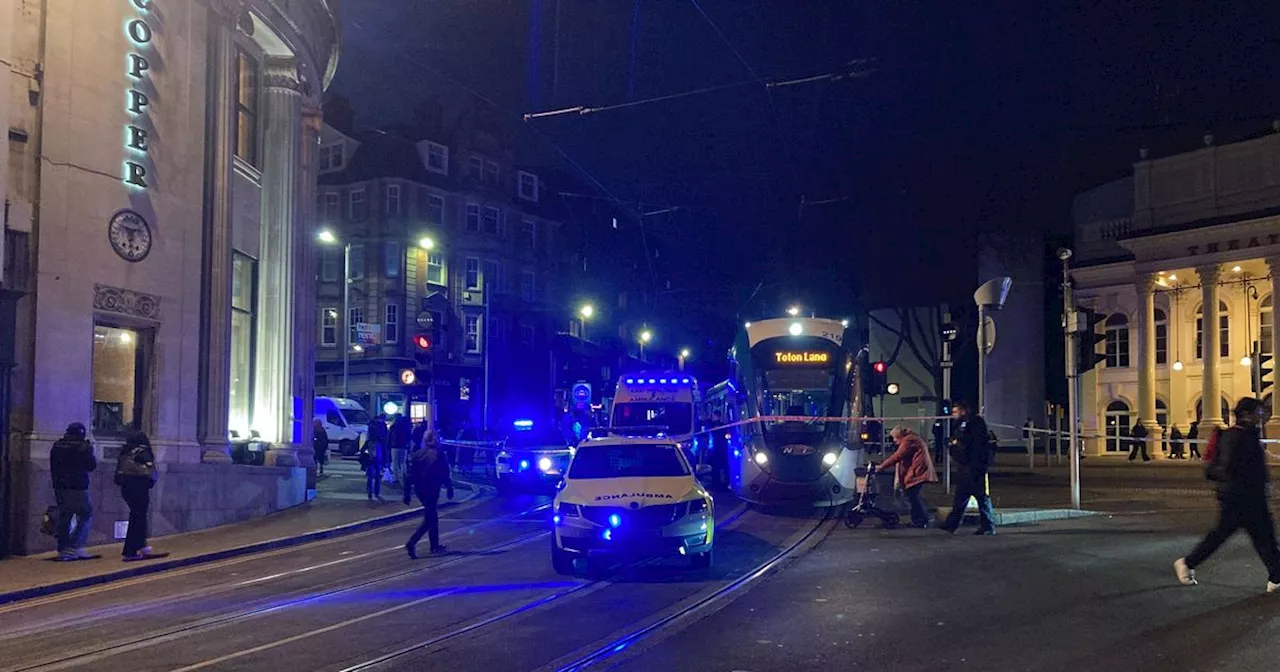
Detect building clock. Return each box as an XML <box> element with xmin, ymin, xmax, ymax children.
<box><xmin>108</xmin><ymin>209</ymin><xmax>153</xmax><ymax>262</ymax></box>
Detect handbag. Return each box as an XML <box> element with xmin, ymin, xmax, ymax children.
<box><xmin>40</xmin><ymin>506</ymin><xmax>59</xmax><ymax>537</ymax></box>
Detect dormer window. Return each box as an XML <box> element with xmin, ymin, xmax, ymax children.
<box><xmin>425</xmin><ymin>141</ymin><xmax>449</xmax><ymax>175</ymax></box>
<box><xmin>319</xmin><ymin>143</ymin><xmax>344</xmax><ymax>171</ymax></box>
<box><xmin>518</xmin><ymin>170</ymin><xmax>539</xmax><ymax>202</ymax></box>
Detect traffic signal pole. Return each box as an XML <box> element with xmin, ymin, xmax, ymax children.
<box><xmin>1060</xmin><ymin>251</ymin><xmax>1081</xmax><ymax>510</ymax></box>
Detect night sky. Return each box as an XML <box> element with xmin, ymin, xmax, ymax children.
<box><xmin>330</xmin><ymin>0</ymin><xmax>1280</xmax><ymax>319</ymax></box>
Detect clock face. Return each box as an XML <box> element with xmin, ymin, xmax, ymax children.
<box><xmin>108</xmin><ymin>209</ymin><xmax>152</xmax><ymax>262</ymax></box>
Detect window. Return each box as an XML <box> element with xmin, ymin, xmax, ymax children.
<box><xmin>520</xmin><ymin>270</ymin><xmax>536</xmax><ymax>302</ymax></box>
<box><xmin>518</xmin><ymin>171</ymin><xmax>539</xmax><ymax>201</ymax></box>
<box><xmin>425</xmin><ymin>141</ymin><xmax>449</xmax><ymax>175</ymax></box>
<box><xmin>470</xmin><ymin>155</ymin><xmax>484</xmax><ymax>180</ymax></box>
<box><xmin>486</xmin><ymin>160</ymin><xmax>499</xmax><ymax>186</ymax></box>
<box><xmin>465</xmin><ymin>314</ymin><xmax>481</xmax><ymax>353</ymax></box>
<box><xmin>490</xmin><ymin>316</ymin><xmax>507</xmax><ymax>344</ymax></box>
<box><xmin>427</xmin><ymin>195</ymin><xmax>445</xmax><ymax>224</ymax></box>
<box><xmin>1154</xmin><ymin>308</ymin><xmax>1168</xmax><ymax>366</ymax></box>
<box><xmin>349</xmin><ymin>244</ymin><xmax>365</xmax><ymax>279</ymax></box>
<box><xmin>385</xmin><ymin>303</ymin><xmax>400</xmax><ymax>344</ymax></box>
<box><xmin>1104</xmin><ymin>314</ymin><xmax>1129</xmax><ymax>368</ymax></box>
<box><xmin>319</xmin><ymin>143</ymin><xmax>344</xmax><ymax>171</ymax></box>
<box><xmin>520</xmin><ymin>324</ymin><xmax>536</xmax><ymax>349</ymax></box>
<box><xmin>465</xmin><ymin>257</ymin><xmax>481</xmax><ymax>290</ymax></box>
<box><xmin>92</xmin><ymin>324</ymin><xmax>149</xmax><ymax>434</ymax></box>
<box><xmin>520</xmin><ymin>220</ymin><xmax>537</xmax><ymax>249</ymax></box>
<box><xmin>427</xmin><ymin>253</ymin><xmax>445</xmax><ymax>285</ymax></box>
<box><xmin>484</xmin><ymin>207</ymin><xmax>500</xmax><ymax>234</ymax></box>
<box><xmin>1262</xmin><ymin>295</ymin><xmax>1273</xmax><ymax>356</ymax></box>
<box><xmin>483</xmin><ymin>260</ymin><xmax>500</xmax><ymax>294</ymax></box>
<box><xmin>349</xmin><ymin>189</ymin><xmax>368</xmax><ymax>221</ymax></box>
<box><xmin>1195</xmin><ymin>397</ymin><xmax>1231</xmax><ymax>423</ymax></box>
<box><xmin>349</xmin><ymin>306</ymin><xmax>364</xmax><ymax>344</ymax></box>
<box><xmin>385</xmin><ymin>184</ymin><xmax>401</xmax><ymax>216</ymax></box>
<box><xmin>466</xmin><ymin>204</ymin><xmax>481</xmax><ymax>232</ymax></box>
<box><xmin>321</xmin><ymin>248</ymin><xmax>339</xmax><ymax>282</ymax></box>
<box><xmin>1104</xmin><ymin>400</ymin><xmax>1131</xmax><ymax>453</ymax></box>
<box><xmin>233</xmin><ymin>50</ymin><xmax>258</xmax><ymax>166</ymax></box>
<box><xmin>321</xmin><ymin>307</ymin><xmax>338</xmax><ymax>346</ymax></box>
<box><xmin>383</xmin><ymin>241</ymin><xmax>401</xmax><ymax>278</ymax></box>
<box><xmin>323</xmin><ymin>192</ymin><xmax>340</xmax><ymax>221</ymax></box>
<box><xmin>1195</xmin><ymin>301</ymin><xmax>1230</xmax><ymax>359</ymax></box>
<box><xmin>229</xmin><ymin>253</ymin><xmax>256</xmax><ymax>436</ymax></box>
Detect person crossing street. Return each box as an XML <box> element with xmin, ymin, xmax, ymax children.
<box><xmin>939</xmin><ymin>401</ymin><xmax>997</xmax><ymax>535</ymax></box>
<box><xmin>404</xmin><ymin>430</ymin><xmax>455</xmax><ymax>558</ymax></box>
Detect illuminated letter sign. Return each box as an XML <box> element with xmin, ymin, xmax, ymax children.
<box><xmin>774</xmin><ymin>352</ymin><xmax>830</xmax><ymax>364</ymax></box>
<box><xmin>123</xmin><ymin>1</ymin><xmax>155</xmax><ymax>189</ymax></box>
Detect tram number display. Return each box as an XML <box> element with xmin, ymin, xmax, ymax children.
<box><xmin>774</xmin><ymin>351</ymin><xmax>831</xmax><ymax>365</ymax></box>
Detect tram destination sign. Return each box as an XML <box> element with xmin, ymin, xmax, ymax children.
<box><xmin>774</xmin><ymin>351</ymin><xmax>831</xmax><ymax>365</ymax></box>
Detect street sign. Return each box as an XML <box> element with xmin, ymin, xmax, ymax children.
<box><xmin>416</xmin><ymin>311</ymin><xmax>435</xmax><ymax>329</ymax></box>
<box><xmin>354</xmin><ymin>322</ymin><xmax>382</xmax><ymax>346</ymax></box>
<box><xmin>572</xmin><ymin>383</ymin><xmax>592</xmax><ymax>404</ymax></box>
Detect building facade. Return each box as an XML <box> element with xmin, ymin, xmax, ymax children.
<box><xmin>1</xmin><ymin>0</ymin><xmax>338</xmax><ymax>554</ymax></box>
<box><xmin>1072</xmin><ymin>129</ymin><xmax>1280</xmax><ymax>456</ymax></box>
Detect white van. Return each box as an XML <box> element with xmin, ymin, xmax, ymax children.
<box><xmin>314</xmin><ymin>397</ymin><xmax>371</xmax><ymax>457</ymax></box>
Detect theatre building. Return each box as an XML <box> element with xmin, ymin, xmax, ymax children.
<box><xmin>1071</xmin><ymin>128</ymin><xmax>1280</xmax><ymax>456</ymax></box>
<box><xmin>0</xmin><ymin>0</ymin><xmax>339</xmax><ymax>554</ymax></box>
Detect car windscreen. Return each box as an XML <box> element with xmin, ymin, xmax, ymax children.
<box><xmin>611</xmin><ymin>402</ymin><xmax>693</xmax><ymax>435</ymax></box>
<box><xmin>505</xmin><ymin>427</ymin><xmax>568</xmax><ymax>449</ymax></box>
<box><xmin>341</xmin><ymin>408</ymin><xmax>371</xmax><ymax>425</ymax></box>
<box><xmin>569</xmin><ymin>444</ymin><xmax>690</xmax><ymax>479</ymax></box>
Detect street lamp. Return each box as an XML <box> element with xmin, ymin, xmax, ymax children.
<box><xmin>678</xmin><ymin>348</ymin><xmax>691</xmax><ymax>371</ymax></box>
<box><xmin>317</xmin><ymin>229</ymin><xmax>352</xmax><ymax>398</ymax></box>
<box><xmin>579</xmin><ymin>303</ymin><xmax>594</xmax><ymax>341</ymax></box>
<box><xmin>639</xmin><ymin>329</ymin><xmax>652</xmax><ymax>362</ymax></box>
<box><xmin>787</xmin><ymin>305</ymin><xmax>800</xmax><ymax>317</ymax></box>
<box><xmin>418</xmin><ymin>236</ymin><xmax>435</xmax><ymax>250</ymax></box>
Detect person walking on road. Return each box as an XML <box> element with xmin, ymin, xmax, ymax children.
<box><xmin>1168</xmin><ymin>425</ymin><xmax>1185</xmax><ymax>460</ymax></box>
<box><xmin>939</xmin><ymin>402</ymin><xmax>997</xmax><ymax>535</ymax></box>
<box><xmin>1128</xmin><ymin>418</ymin><xmax>1151</xmax><ymax>462</ymax></box>
<box><xmin>404</xmin><ymin>430</ymin><xmax>455</xmax><ymax>558</ymax></box>
<box><xmin>1175</xmin><ymin>398</ymin><xmax>1280</xmax><ymax>592</ymax></box>
<box><xmin>1187</xmin><ymin>423</ymin><xmax>1202</xmax><ymax>459</ymax></box>
<box><xmin>389</xmin><ymin>414</ymin><xmax>412</xmax><ymax>485</ymax></box>
<box><xmin>879</xmin><ymin>426</ymin><xmax>939</xmax><ymax>528</ymax></box>
<box><xmin>363</xmin><ymin>415</ymin><xmax>389</xmax><ymax>501</ymax></box>
<box><xmin>50</xmin><ymin>422</ymin><xmax>99</xmax><ymax>561</ymax></box>
<box><xmin>115</xmin><ymin>430</ymin><xmax>165</xmax><ymax>561</ymax></box>
<box><xmin>312</xmin><ymin>419</ymin><xmax>329</xmax><ymax>476</ymax></box>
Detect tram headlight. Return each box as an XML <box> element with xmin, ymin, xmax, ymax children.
<box><xmin>753</xmin><ymin>451</ymin><xmax>769</xmax><ymax>466</ymax></box>
<box><xmin>822</xmin><ymin>452</ymin><xmax>838</xmax><ymax>467</ymax></box>
<box><xmin>538</xmin><ymin>456</ymin><xmax>554</xmax><ymax>472</ymax></box>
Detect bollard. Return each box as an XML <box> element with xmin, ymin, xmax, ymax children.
<box><xmin>1026</xmin><ymin>425</ymin><xmax>1035</xmax><ymax>471</ymax></box>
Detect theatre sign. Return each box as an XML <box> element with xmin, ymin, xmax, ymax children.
<box><xmin>123</xmin><ymin>0</ymin><xmax>155</xmax><ymax>190</ymax></box>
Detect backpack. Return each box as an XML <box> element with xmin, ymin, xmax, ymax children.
<box><xmin>115</xmin><ymin>445</ymin><xmax>157</xmax><ymax>485</ymax></box>
<box><xmin>1203</xmin><ymin>427</ymin><xmax>1227</xmax><ymax>482</ymax></box>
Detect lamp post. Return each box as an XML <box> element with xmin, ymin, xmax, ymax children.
<box><xmin>579</xmin><ymin>303</ymin><xmax>594</xmax><ymax>341</ymax></box>
<box><xmin>318</xmin><ymin>230</ymin><xmax>352</xmax><ymax>398</ymax></box>
<box><xmin>639</xmin><ymin>328</ymin><xmax>652</xmax><ymax>362</ymax></box>
<box><xmin>679</xmin><ymin>348</ymin><xmax>691</xmax><ymax>371</ymax></box>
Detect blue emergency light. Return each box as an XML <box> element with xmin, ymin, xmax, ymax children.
<box><xmin>513</xmin><ymin>419</ymin><xmax>534</xmax><ymax>429</ymax></box>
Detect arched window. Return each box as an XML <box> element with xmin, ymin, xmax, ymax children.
<box><xmin>1105</xmin><ymin>314</ymin><xmax>1130</xmax><ymax>368</ymax></box>
<box><xmin>1195</xmin><ymin>396</ymin><xmax>1231</xmax><ymax>422</ymax></box>
<box><xmin>1261</xmin><ymin>295</ymin><xmax>1273</xmax><ymax>356</ymax></box>
<box><xmin>1154</xmin><ymin>308</ymin><xmax>1168</xmax><ymax>365</ymax></box>
<box><xmin>1105</xmin><ymin>400</ymin><xmax>1132</xmax><ymax>452</ymax></box>
<box><xmin>1155</xmin><ymin>398</ymin><xmax>1168</xmax><ymax>452</ymax></box>
<box><xmin>1195</xmin><ymin>301</ymin><xmax>1230</xmax><ymax>359</ymax></box>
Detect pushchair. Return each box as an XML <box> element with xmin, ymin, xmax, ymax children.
<box><xmin>843</xmin><ymin>463</ymin><xmax>901</xmax><ymax>529</ymax></box>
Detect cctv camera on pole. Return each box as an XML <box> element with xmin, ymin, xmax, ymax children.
<box><xmin>973</xmin><ymin>277</ymin><xmax>1012</xmax><ymax>416</ymax></box>
<box><xmin>1057</xmin><ymin>247</ymin><xmax>1081</xmax><ymax>510</ymax></box>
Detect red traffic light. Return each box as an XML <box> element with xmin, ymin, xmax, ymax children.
<box><xmin>413</xmin><ymin>334</ymin><xmax>432</xmax><ymax>350</ymax></box>
<box><xmin>873</xmin><ymin>361</ymin><xmax>887</xmax><ymax>374</ymax></box>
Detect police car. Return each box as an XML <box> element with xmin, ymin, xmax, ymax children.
<box><xmin>551</xmin><ymin>433</ymin><xmax>715</xmax><ymax>574</ymax></box>
<box><xmin>495</xmin><ymin>419</ymin><xmax>574</xmax><ymax>492</ymax></box>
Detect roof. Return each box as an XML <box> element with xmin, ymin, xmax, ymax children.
<box><xmin>1119</xmin><ymin>204</ymin><xmax>1280</xmax><ymax>241</ymax></box>
<box><xmin>318</xmin><ymin>131</ymin><xmax>455</xmax><ymax>191</ymax></box>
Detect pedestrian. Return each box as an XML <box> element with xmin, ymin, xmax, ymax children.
<box><xmin>1128</xmin><ymin>418</ymin><xmax>1151</xmax><ymax>462</ymax></box>
<box><xmin>50</xmin><ymin>422</ymin><xmax>99</xmax><ymax>561</ymax></box>
<box><xmin>404</xmin><ymin>430</ymin><xmax>455</xmax><ymax>558</ymax></box>
<box><xmin>1174</xmin><ymin>398</ymin><xmax>1280</xmax><ymax>592</ymax></box>
<box><xmin>939</xmin><ymin>401</ymin><xmax>997</xmax><ymax>535</ymax></box>
<box><xmin>312</xmin><ymin>418</ymin><xmax>329</xmax><ymax>475</ymax></box>
<box><xmin>878</xmin><ymin>426</ymin><xmax>939</xmax><ymax>528</ymax></box>
<box><xmin>1168</xmin><ymin>425</ymin><xmax>1185</xmax><ymax>460</ymax></box>
<box><xmin>115</xmin><ymin>430</ymin><xmax>165</xmax><ymax>561</ymax></box>
<box><xmin>389</xmin><ymin>413</ymin><xmax>412</xmax><ymax>485</ymax></box>
<box><xmin>363</xmin><ymin>414</ymin><xmax>389</xmax><ymax>501</ymax></box>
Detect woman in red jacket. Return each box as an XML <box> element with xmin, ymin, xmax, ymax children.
<box><xmin>877</xmin><ymin>426</ymin><xmax>939</xmax><ymax>528</ymax></box>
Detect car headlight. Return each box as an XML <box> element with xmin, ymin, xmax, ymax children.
<box><xmin>753</xmin><ymin>451</ymin><xmax>769</xmax><ymax>466</ymax></box>
<box><xmin>538</xmin><ymin>456</ymin><xmax>554</xmax><ymax>472</ymax></box>
<box><xmin>822</xmin><ymin>452</ymin><xmax>838</xmax><ymax>466</ymax></box>
<box><xmin>556</xmin><ymin>502</ymin><xmax>581</xmax><ymax>517</ymax></box>
<box><xmin>687</xmin><ymin>498</ymin><xmax>709</xmax><ymax>515</ymax></box>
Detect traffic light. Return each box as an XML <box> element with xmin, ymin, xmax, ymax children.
<box><xmin>412</xmin><ymin>332</ymin><xmax>434</xmax><ymax>386</ymax></box>
<box><xmin>863</xmin><ymin>361</ymin><xmax>888</xmax><ymax>396</ymax></box>
<box><xmin>1253</xmin><ymin>346</ymin><xmax>1273</xmax><ymax>396</ymax></box>
<box><xmin>940</xmin><ymin>399</ymin><xmax>952</xmax><ymax>416</ymax></box>
<box><xmin>1075</xmin><ymin>308</ymin><xmax>1107</xmax><ymax>374</ymax></box>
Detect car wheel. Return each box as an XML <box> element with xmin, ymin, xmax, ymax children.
<box><xmin>844</xmin><ymin>509</ymin><xmax>864</xmax><ymax>529</ymax></box>
<box><xmin>690</xmin><ymin>548</ymin><xmax>713</xmax><ymax>569</ymax></box>
<box><xmin>551</xmin><ymin>538</ymin><xmax>576</xmax><ymax>576</ymax></box>
<box><xmin>339</xmin><ymin>439</ymin><xmax>357</xmax><ymax>457</ymax></box>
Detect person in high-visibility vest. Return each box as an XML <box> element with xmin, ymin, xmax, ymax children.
<box><xmin>940</xmin><ymin>401</ymin><xmax>997</xmax><ymax>535</ymax></box>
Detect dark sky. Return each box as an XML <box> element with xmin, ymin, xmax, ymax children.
<box><xmin>330</xmin><ymin>1</ymin><xmax>1280</xmax><ymax>318</ymax></box>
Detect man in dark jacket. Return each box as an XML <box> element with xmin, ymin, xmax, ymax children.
<box><xmin>1175</xmin><ymin>398</ymin><xmax>1280</xmax><ymax>591</ymax></box>
<box><xmin>364</xmin><ymin>415</ymin><xmax>389</xmax><ymax>500</ymax></box>
<box><xmin>939</xmin><ymin>401</ymin><xmax>997</xmax><ymax>535</ymax></box>
<box><xmin>404</xmin><ymin>430</ymin><xmax>455</xmax><ymax>558</ymax></box>
<box><xmin>1128</xmin><ymin>418</ymin><xmax>1151</xmax><ymax>462</ymax></box>
<box><xmin>389</xmin><ymin>414</ymin><xmax>412</xmax><ymax>485</ymax></box>
<box><xmin>50</xmin><ymin>422</ymin><xmax>97</xmax><ymax>561</ymax></box>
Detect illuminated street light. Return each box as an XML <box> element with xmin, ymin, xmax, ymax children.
<box><xmin>1173</xmin><ymin>360</ymin><xmax>1184</xmax><ymax>372</ymax></box>
<box><xmin>317</xmin><ymin>229</ymin><xmax>337</xmax><ymax>244</ymax></box>
<box><xmin>580</xmin><ymin>304</ymin><xmax>595</xmax><ymax>319</ymax></box>
<box><xmin>318</xmin><ymin>229</ymin><xmax>353</xmax><ymax>398</ymax></box>
<box><xmin>418</xmin><ymin>236</ymin><xmax>435</xmax><ymax>250</ymax></box>
<box><xmin>640</xmin><ymin>330</ymin><xmax>652</xmax><ymax>343</ymax></box>
<box><xmin>1241</xmin><ymin>355</ymin><xmax>1253</xmax><ymax>368</ymax></box>
<box><xmin>787</xmin><ymin>305</ymin><xmax>800</xmax><ymax>316</ymax></box>
<box><xmin>680</xmin><ymin>348</ymin><xmax>691</xmax><ymax>359</ymax></box>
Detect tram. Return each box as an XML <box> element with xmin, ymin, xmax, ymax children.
<box><xmin>719</xmin><ymin>317</ymin><xmax>871</xmax><ymax>507</ymax></box>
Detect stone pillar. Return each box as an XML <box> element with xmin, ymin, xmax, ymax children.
<box><xmin>198</xmin><ymin>13</ymin><xmax>236</xmax><ymax>464</ymax></box>
<box><xmin>1198</xmin><ymin>264</ymin><xmax>1225</xmax><ymax>432</ymax></box>
<box><xmin>1267</xmin><ymin>256</ymin><xmax>1280</xmax><ymax>435</ymax></box>
<box><xmin>257</xmin><ymin>58</ymin><xmax>302</xmax><ymax>466</ymax></box>
<box><xmin>1136</xmin><ymin>273</ymin><xmax>1163</xmax><ymax>456</ymax></box>
<box><xmin>293</xmin><ymin>98</ymin><xmax>323</xmax><ymax>468</ymax></box>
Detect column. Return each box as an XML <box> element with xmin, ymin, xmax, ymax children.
<box><xmin>292</xmin><ymin>98</ymin><xmax>323</xmax><ymax>468</ymax></box>
<box><xmin>1267</xmin><ymin>256</ymin><xmax>1280</xmax><ymax>434</ymax></box>
<box><xmin>1198</xmin><ymin>264</ymin><xmax>1225</xmax><ymax>431</ymax></box>
<box><xmin>257</xmin><ymin>57</ymin><xmax>302</xmax><ymax>466</ymax></box>
<box><xmin>198</xmin><ymin>13</ymin><xmax>236</xmax><ymax>463</ymax></box>
<box><xmin>1136</xmin><ymin>273</ymin><xmax>1163</xmax><ymax>456</ymax></box>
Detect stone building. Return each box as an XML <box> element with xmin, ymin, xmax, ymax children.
<box><xmin>0</xmin><ymin>0</ymin><xmax>339</xmax><ymax>554</ymax></box>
